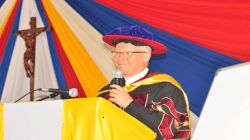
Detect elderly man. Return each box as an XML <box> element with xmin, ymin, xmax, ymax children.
<box><xmin>99</xmin><ymin>25</ymin><xmax>190</xmax><ymax>140</ymax></box>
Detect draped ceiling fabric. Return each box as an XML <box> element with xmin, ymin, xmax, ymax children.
<box><xmin>96</xmin><ymin>0</ymin><xmax>250</xmax><ymax>62</ymax></box>
<box><xmin>0</xmin><ymin>0</ymin><xmax>248</xmax><ymax>117</ymax></box>
<box><xmin>65</xmin><ymin>0</ymin><xmax>243</xmax><ymax>116</ymax></box>
<box><xmin>0</xmin><ymin>0</ymin><xmax>16</xmax><ymax>37</ymax></box>
<box><xmin>0</xmin><ymin>0</ymin><xmax>5</xmax><ymax>7</ymax></box>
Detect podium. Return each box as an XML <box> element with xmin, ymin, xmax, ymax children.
<box><xmin>0</xmin><ymin>98</ymin><xmax>156</xmax><ymax>140</ymax></box>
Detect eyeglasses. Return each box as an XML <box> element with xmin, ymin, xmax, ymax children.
<box><xmin>111</xmin><ymin>51</ymin><xmax>149</xmax><ymax>57</ymax></box>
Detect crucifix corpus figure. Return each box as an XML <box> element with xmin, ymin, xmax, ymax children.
<box><xmin>14</xmin><ymin>17</ymin><xmax>51</xmax><ymax>101</ymax></box>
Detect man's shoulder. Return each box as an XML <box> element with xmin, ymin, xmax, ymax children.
<box><xmin>143</xmin><ymin>71</ymin><xmax>176</xmax><ymax>82</ymax></box>
<box><xmin>140</xmin><ymin>70</ymin><xmax>161</xmax><ymax>80</ymax></box>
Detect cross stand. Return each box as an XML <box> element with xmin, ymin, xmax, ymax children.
<box><xmin>14</xmin><ymin>17</ymin><xmax>51</xmax><ymax>101</ymax></box>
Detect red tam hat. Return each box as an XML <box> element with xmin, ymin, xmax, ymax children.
<box><xmin>103</xmin><ymin>25</ymin><xmax>168</xmax><ymax>55</ymax></box>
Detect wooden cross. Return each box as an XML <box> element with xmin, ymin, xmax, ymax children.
<box><xmin>14</xmin><ymin>17</ymin><xmax>51</xmax><ymax>101</ymax></box>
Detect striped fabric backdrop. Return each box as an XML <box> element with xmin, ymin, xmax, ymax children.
<box><xmin>0</xmin><ymin>0</ymin><xmax>249</xmax><ymax>119</ymax></box>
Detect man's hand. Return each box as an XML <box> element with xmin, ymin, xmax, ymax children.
<box><xmin>109</xmin><ymin>84</ymin><xmax>133</xmax><ymax>108</ymax></box>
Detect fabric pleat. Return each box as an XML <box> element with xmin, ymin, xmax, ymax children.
<box><xmin>50</xmin><ymin>0</ymin><xmax>114</xmax><ymax>81</ymax></box>
<box><xmin>0</xmin><ymin>0</ymin><xmax>16</xmax><ymax>37</ymax></box>
<box><xmin>0</xmin><ymin>0</ymin><xmax>18</xmax><ymax>62</ymax></box>
<box><xmin>36</xmin><ymin>0</ymin><xmax>87</xmax><ymax>98</ymax></box>
<box><xmin>35</xmin><ymin>0</ymin><xmax>67</xmax><ymax>89</ymax></box>
<box><xmin>41</xmin><ymin>0</ymin><xmax>108</xmax><ymax>97</ymax></box>
<box><xmin>0</xmin><ymin>0</ymin><xmax>22</xmax><ymax>102</ymax></box>
<box><xmin>96</xmin><ymin>0</ymin><xmax>250</xmax><ymax>61</ymax></box>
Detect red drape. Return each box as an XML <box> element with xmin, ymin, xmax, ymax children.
<box><xmin>96</xmin><ymin>0</ymin><xmax>250</xmax><ymax>61</ymax></box>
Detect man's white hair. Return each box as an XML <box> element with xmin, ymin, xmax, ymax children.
<box><xmin>138</xmin><ymin>45</ymin><xmax>152</xmax><ymax>53</ymax></box>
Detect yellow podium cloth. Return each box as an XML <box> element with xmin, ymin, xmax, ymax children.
<box><xmin>62</xmin><ymin>97</ymin><xmax>156</xmax><ymax>140</ymax></box>
<box><xmin>0</xmin><ymin>103</ymin><xmax>3</xmax><ymax>140</ymax></box>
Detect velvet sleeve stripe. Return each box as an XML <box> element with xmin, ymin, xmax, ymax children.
<box><xmin>158</xmin><ymin>115</ymin><xmax>175</xmax><ymax>138</ymax></box>
<box><xmin>160</xmin><ymin>97</ymin><xmax>188</xmax><ymax>119</ymax></box>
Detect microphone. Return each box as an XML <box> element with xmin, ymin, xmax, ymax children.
<box><xmin>37</xmin><ymin>88</ymin><xmax>78</xmax><ymax>97</ymax></box>
<box><xmin>14</xmin><ymin>88</ymin><xmax>78</xmax><ymax>103</ymax></box>
<box><xmin>110</xmin><ymin>69</ymin><xmax>125</xmax><ymax>86</ymax></box>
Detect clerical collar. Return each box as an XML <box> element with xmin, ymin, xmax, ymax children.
<box><xmin>124</xmin><ymin>68</ymin><xmax>149</xmax><ymax>85</ymax></box>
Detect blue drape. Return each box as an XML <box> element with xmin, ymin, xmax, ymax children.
<box><xmin>66</xmin><ymin>0</ymin><xmax>241</xmax><ymax>115</ymax></box>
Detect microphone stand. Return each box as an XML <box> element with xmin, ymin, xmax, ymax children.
<box><xmin>36</xmin><ymin>92</ymin><xmax>60</xmax><ymax>101</ymax></box>
<box><xmin>14</xmin><ymin>89</ymin><xmax>39</xmax><ymax>103</ymax></box>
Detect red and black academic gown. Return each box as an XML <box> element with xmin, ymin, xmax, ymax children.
<box><xmin>98</xmin><ymin>71</ymin><xmax>190</xmax><ymax>140</ymax></box>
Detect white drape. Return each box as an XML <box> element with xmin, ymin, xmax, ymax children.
<box><xmin>50</xmin><ymin>0</ymin><xmax>115</xmax><ymax>81</ymax></box>
<box><xmin>1</xmin><ymin>0</ymin><xmax>58</xmax><ymax>103</ymax></box>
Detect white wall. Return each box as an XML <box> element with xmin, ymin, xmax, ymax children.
<box><xmin>192</xmin><ymin>62</ymin><xmax>250</xmax><ymax>140</ymax></box>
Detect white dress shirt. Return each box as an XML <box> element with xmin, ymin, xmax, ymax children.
<box><xmin>124</xmin><ymin>68</ymin><xmax>149</xmax><ymax>85</ymax></box>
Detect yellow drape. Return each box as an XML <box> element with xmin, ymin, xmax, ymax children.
<box><xmin>41</xmin><ymin>0</ymin><xmax>108</xmax><ymax>97</ymax></box>
<box><xmin>62</xmin><ymin>98</ymin><xmax>156</xmax><ymax>140</ymax></box>
<box><xmin>0</xmin><ymin>103</ymin><xmax>4</xmax><ymax>140</ymax></box>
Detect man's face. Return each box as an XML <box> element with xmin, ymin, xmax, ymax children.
<box><xmin>113</xmin><ymin>42</ymin><xmax>151</xmax><ymax>77</ymax></box>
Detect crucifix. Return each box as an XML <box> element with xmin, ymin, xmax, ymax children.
<box><xmin>14</xmin><ymin>17</ymin><xmax>51</xmax><ymax>101</ymax></box>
